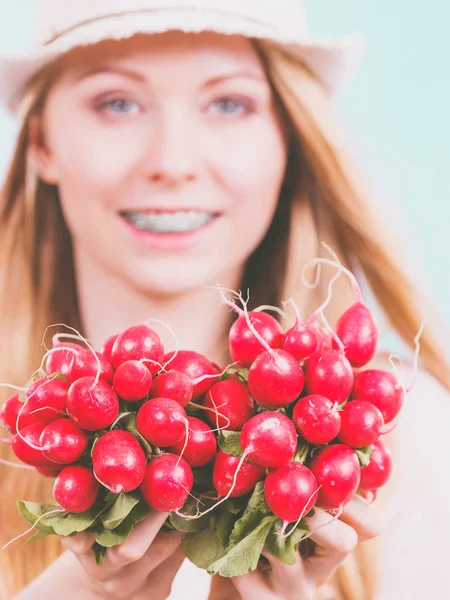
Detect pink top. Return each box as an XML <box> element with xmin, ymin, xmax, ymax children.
<box><xmin>166</xmin><ymin>368</ymin><xmax>450</xmax><ymax>599</ymax></box>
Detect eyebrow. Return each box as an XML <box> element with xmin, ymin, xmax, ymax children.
<box><xmin>75</xmin><ymin>66</ymin><xmax>267</xmax><ymax>87</ymax></box>
<box><xmin>75</xmin><ymin>66</ymin><xmax>147</xmax><ymax>83</ymax></box>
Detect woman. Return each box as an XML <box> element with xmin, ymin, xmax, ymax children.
<box><xmin>0</xmin><ymin>1</ymin><xmax>449</xmax><ymax>599</ymax></box>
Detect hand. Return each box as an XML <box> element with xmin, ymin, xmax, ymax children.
<box><xmin>231</xmin><ymin>497</ymin><xmax>381</xmax><ymax>599</ymax></box>
<box><xmin>61</xmin><ymin>510</ymin><xmax>185</xmax><ymax>599</ymax></box>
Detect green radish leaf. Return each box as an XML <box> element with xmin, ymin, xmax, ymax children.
<box><xmin>17</xmin><ymin>501</ymin><xmax>102</xmax><ymax>537</ymax></box>
<box><xmin>161</xmin><ymin>520</ymin><xmax>175</xmax><ymax>533</ymax></box>
<box><xmin>221</xmin><ymin>367</ymin><xmax>249</xmax><ymax>382</ymax></box>
<box><xmin>18</xmin><ymin>501</ymin><xmax>64</xmax><ymax>537</ymax></box>
<box><xmin>26</xmin><ymin>526</ymin><xmax>55</xmax><ymax>544</ymax></box>
<box><xmin>134</xmin><ymin>431</ymin><xmax>153</xmax><ymax>457</ymax></box>
<box><xmin>169</xmin><ymin>497</ymin><xmax>211</xmax><ymax>533</ymax></box>
<box><xmin>223</xmin><ymin>496</ymin><xmax>248</xmax><ymax>515</ymax></box>
<box><xmin>169</xmin><ymin>513</ymin><xmax>208</xmax><ymax>533</ymax></box>
<box><xmin>216</xmin><ymin>509</ymin><xmax>236</xmax><ymax>549</ymax></box>
<box><xmin>93</xmin><ymin>543</ymin><xmax>107</xmax><ymax>566</ymax></box>
<box><xmin>119</xmin><ymin>412</ymin><xmax>137</xmax><ymax>429</ymax></box>
<box><xmin>100</xmin><ymin>492</ymin><xmax>141</xmax><ymax>530</ymax></box>
<box><xmin>236</xmin><ymin>368</ymin><xmax>249</xmax><ymax>383</ymax></box>
<box><xmin>111</xmin><ymin>411</ymin><xmax>135</xmax><ymax>430</ymax></box>
<box><xmin>227</xmin><ymin>482</ymin><xmax>271</xmax><ymax>550</ymax></box>
<box><xmin>183</xmin><ymin>529</ymin><xmax>226</xmax><ymax>570</ymax></box>
<box><xmin>218</xmin><ymin>431</ymin><xmax>243</xmax><ymax>457</ymax></box>
<box><xmin>118</xmin><ymin>413</ymin><xmax>153</xmax><ymax>457</ymax></box>
<box><xmin>255</xmin><ymin>405</ymin><xmax>287</xmax><ymax>415</ymax></box>
<box><xmin>96</xmin><ymin>501</ymin><xmax>149</xmax><ymax>547</ymax></box>
<box><xmin>355</xmin><ymin>446</ymin><xmax>373</xmax><ymax>468</ymax></box>
<box><xmin>192</xmin><ymin>463</ymin><xmax>214</xmax><ymax>488</ymax></box>
<box><xmin>294</xmin><ymin>441</ymin><xmax>310</xmax><ymax>464</ymax></box>
<box><xmin>208</xmin><ymin>516</ymin><xmax>276</xmax><ymax>577</ymax></box>
<box><xmin>46</xmin><ymin>373</ymin><xmax>69</xmax><ymax>382</ymax></box>
<box><xmin>264</xmin><ymin>518</ymin><xmax>309</xmax><ymax>565</ymax></box>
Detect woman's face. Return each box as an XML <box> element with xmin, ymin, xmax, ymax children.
<box><xmin>38</xmin><ymin>32</ymin><xmax>289</xmax><ymax>295</ymax></box>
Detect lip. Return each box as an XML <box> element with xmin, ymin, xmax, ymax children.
<box><xmin>120</xmin><ymin>208</ymin><xmax>219</xmax><ymax>215</ymax></box>
<box><xmin>118</xmin><ymin>212</ymin><xmax>221</xmax><ymax>251</ymax></box>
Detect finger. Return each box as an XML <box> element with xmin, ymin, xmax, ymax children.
<box><xmin>60</xmin><ymin>531</ymin><xmax>96</xmax><ymax>555</ymax></box>
<box><xmin>338</xmin><ymin>496</ymin><xmax>382</xmax><ymax>542</ymax></box>
<box><xmin>75</xmin><ymin>512</ymin><xmax>170</xmax><ymax>582</ymax></box>
<box><xmin>210</xmin><ymin>574</ymin><xmax>243</xmax><ymax>600</ymax></box>
<box><xmin>303</xmin><ymin>509</ymin><xmax>358</xmax><ymax>587</ymax></box>
<box><xmin>136</xmin><ymin>543</ymin><xmax>187</xmax><ymax>600</ymax></box>
<box><xmin>107</xmin><ymin>510</ymin><xmax>170</xmax><ymax>565</ymax></box>
<box><xmin>260</xmin><ymin>550</ymin><xmax>310</xmax><ymax>597</ymax></box>
<box><xmin>232</xmin><ymin>569</ymin><xmax>279</xmax><ymax>600</ymax></box>
<box><xmin>101</xmin><ymin>531</ymin><xmax>184</xmax><ymax>598</ymax></box>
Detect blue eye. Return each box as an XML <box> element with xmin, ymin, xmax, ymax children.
<box><xmin>100</xmin><ymin>98</ymin><xmax>140</xmax><ymax>115</ymax></box>
<box><xmin>209</xmin><ymin>98</ymin><xmax>251</xmax><ymax>116</ymax></box>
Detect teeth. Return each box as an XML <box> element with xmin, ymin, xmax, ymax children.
<box><xmin>122</xmin><ymin>210</ymin><xmax>215</xmax><ymax>233</ymax></box>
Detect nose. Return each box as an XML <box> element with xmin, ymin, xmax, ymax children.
<box><xmin>144</xmin><ymin>109</ymin><xmax>198</xmax><ymax>186</ymax></box>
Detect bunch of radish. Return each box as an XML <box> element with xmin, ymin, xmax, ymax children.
<box><xmin>0</xmin><ymin>264</ymin><xmax>408</xmax><ymax>575</ymax></box>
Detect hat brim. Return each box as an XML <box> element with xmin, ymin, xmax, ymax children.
<box><xmin>0</xmin><ymin>9</ymin><xmax>367</xmax><ymax>112</ymax></box>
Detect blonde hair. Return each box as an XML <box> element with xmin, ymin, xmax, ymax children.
<box><xmin>0</xmin><ymin>37</ymin><xmax>448</xmax><ymax>599</ymax></box>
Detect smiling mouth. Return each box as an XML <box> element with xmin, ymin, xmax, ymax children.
<box><xmin>120</xmin><ymin>209</ymin><xmax>219</xmax><ymax>234</ymax></box>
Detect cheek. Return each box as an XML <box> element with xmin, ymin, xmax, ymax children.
<box><xmin>46</xmin><ymin>105</ymin><xmax>149</xmax><ymax>210</ymax></box>
<box><xmin>211</xmin><ymin>117</ymin><xmax>288</xmax><ymax>235</ymax></box>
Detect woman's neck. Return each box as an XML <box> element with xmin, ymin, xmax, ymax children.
<box><xmin>74</xmin><ymin>251</ymin><xmax>244</xmax><ymax>366</ymax></box>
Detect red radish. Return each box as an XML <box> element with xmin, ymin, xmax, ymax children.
<box><xmin>140</xmin><ymin>454</ymin><xmax>193</xmax><ymax>511</ymax></box>
<box><xmin>52</xmin><ymin>338</ymin><xmax>82</xmax><ymax>350</ymax></box>
<box><xmin>67</xmin><ymin>350</ymin><xmax>114</xmax><ymax>384</ymax></box>
<box><xmin>113</xmin><ymin>360</ymin><xmax>152</xmax><ymax>402</ymax></box>
<box><xmin>309</xmin><ymin>444</ymin><xmax>361</xmax><ymax>510</ymax></box>
<box><xmin>0</xmin><ymin>394</ymin><xmax>23</xmax><ymax>433</ymax></box>
<box><xmin>337</xmin><ymin>400</ymin><xmax>384</xmax><ymax>448</ymax></box>
<box><xmin>53</xmin><ymin>465</ymin><xmax>99</xmax><ymax>513</ymax></box>
<box><xmin>292</xmin><ymin>394</ymin><xmax>341</xmax><ymax>445</ymax></box>
<box><xmin>150</xmin><ymin>371</ymin><xmax>193</xmax><ymax>407</ymax></box>
<box><xmin>136</xmin><ymin>398</ymin><xmax>187</xmax><ymax>447</ymax></box>
<box><xmin>66</xmin><ymin>377</ymin><xmax>119</xmax><ymax>431</ymax></box>
<box><xmin>101</xmin><ymin>333</ymin><xmax>119</xmax><ymax>362</ymax></box>
<box><xmin>169</xmin><ymin>416</ymin><xmax>217</xmax><ymax>467</ymax></box>
<box><xmin>40</xmin><ymin>419</ymin><xmax>89</xmax><ymax>464</ymax></box>
<box><xmin>353</xmin><ymin>369</ymin><xmax>404</xmax><ymax>424</ymax></box>
<box><xmin>359</xmin><ymin>439</ymin><xmax>392</xmax><ymax>491</ymax></box>
<box><xmin>264</xmin><ymin>462</ymin><xmax>319</xmax><ymax>522</ymax></box>
<box><xmin>229</xmin><ymin>311</ymin><xmax>284</xmax><ymax>367</ymax></box>
<box><xmin>247</xmin><ymin>349</ymin><xmax>304</xmax><ymax>409</ymax></box>
<box><xmin>111</xmin><ymin>325</ymin><xmax>164</xmax><ymax>376</ymax></box>
<box><xmin>45</xmin><ymin>341</ymin><xmax>81</xmax><ymax>377</ymax></box>
<box><xmin>213</xmin><ymin>450</ymin><xmax>265</xmax><ymax>497</ymax></box>
<box><xmin>36</xmin><ymin>464</ymin><xmax>63</xmax><ymax>478</ymax></box>
<box><xmin>11</xmin><ymin>423</ymin><xmax>54</xmax><ymax>467</ymax></box>
<box><xmin>240</xmin><ymin>412</ymin><xmax>297</xmax><ymax>468</ymax></box>
<box><xmin>334</xmin><ymin>303</ymin><xmax>378</xmax><ymax>368</ymax></box>
<box><xmin>313</xmin><ymin>325</ymin><xmax>333</xmax><ymax>352</ymax></box>
<box><xmin>92</xmin><ymin>430</ymin><xmax>146</xmax><ymax>493</ymax></box>
<box><xmin>22</xmin><ymin>377</ymin><xmax>69</xmax><ymax>426</ymax></box>
<box><xmin>203</xmin><ymin>380</ymin><xmax>254</xmax><ymax>430</ymax></box>
<box><xmin>305</xmin><ymin>349</ymin><xmax>353</xmax><ymax>403</ymax></box>
<box><xmin>283</xmin><ymin>323</ymin><xmax>319</xmax><ymax>361</ymax></box>
<box><xmin>164</xmin><ymin>351</ymin><xmax>216</xmax><ymax>401</ymax></box>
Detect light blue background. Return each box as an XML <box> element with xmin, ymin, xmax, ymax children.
<box><xmin>0</xmin><ymin>2</ymin><xmax>448</xmax><ymax>325</ymax></box>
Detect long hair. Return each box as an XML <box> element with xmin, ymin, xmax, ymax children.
<box><xmin>0</xmin><ymin>38</ymin><xmax>448</xmax><ymax>599</ymax></box>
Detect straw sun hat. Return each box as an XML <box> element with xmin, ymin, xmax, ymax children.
<box><xmin>0</xmin><ymin>0</ymin><xmax>366</xmax><ymax>112</ymax></box>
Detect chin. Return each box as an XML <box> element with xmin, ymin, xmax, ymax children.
<box><xmin>123</xmin><ymin>261</ymin><xmax>226</xmax><ymax>297</ymax></box>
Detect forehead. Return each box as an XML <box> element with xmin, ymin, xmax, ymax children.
<box><xmin>54</xmin><ymin>31</ymin><xmax>267</xmax><ymax>80</ymax></box>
